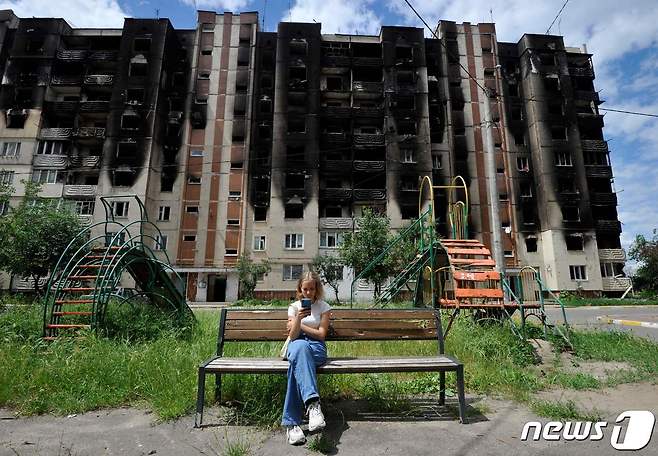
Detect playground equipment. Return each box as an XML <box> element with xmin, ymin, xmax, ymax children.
<box><xmin>350</xmin><ymin>176</ymin><xmax>570</xmax><ymax>345</ymax></box>
<box><xmin>43</xmin><ymin>196</ymin><xmax>191</xmax><ymax>339</ymax></box>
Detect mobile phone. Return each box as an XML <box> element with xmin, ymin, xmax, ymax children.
<box><xmin>301</xmin><ymin>298</ymin><xmax>312</xmax><ymax>309</ymax></box>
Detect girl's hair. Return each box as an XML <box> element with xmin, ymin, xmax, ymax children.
<box><xmin>295</xmin><ymin>271</ymin><xmax>325</xmax><ymax>301</ymax></box>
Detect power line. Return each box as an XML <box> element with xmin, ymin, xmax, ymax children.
<box><xmin>546</xmin><ymin>0</ymin><xmax>570</xmax><ymax>35</ymax></box>
<box><xmin>599</xmin><ymin>107</ymin><xmax>658</xmax><ymax>118</ymax></box>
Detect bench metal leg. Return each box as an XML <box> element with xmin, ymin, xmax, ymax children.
<box><xmin>456</xmin><ymin>365</ymin><xmax>467</xmax><ymax>424</ymax></box>
<box><xmin>214</xmin><ymin>373</ymin><xmax>222</xmax><ymax>403</ymax></box>
<box><xmin>195</xmin><ymin>366</ymin><xmax>206</xmax><ymax>428</ymax></box>
<box><xmin>439</xmin><ymin>371</ymin><xmax>446</xmax><ymax>406</ymax></box>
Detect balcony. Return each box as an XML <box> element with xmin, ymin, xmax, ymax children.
<box><xmin>596</xmin><ymin>220</ymin><xmax>622</xmax><ymax>232</ymax></box>
<box><xmin>84</xmin><ymin>74</ymin><xmax>114</xmax><ymax>85</ymax></box>
<box><xmin>51</xmin><ymin>74</ymin><xmax>83</xmax><ymax>85</ymax></box>
<box><xmin>568</xmin><ymin>66</ymin><xmax>594</xmax><ymax>78</ymax></box>
<box><xmin>319</xmin><ymin>217</ymin><xmax>354</xmax><ymax>230</ymax></box>
<box><xmin>322</xmin><ymin>132</ymin><xmax>349</xmax><ymax>145</ymax></box>
<box><xmin>69</xmin><ymin>155</ymin><xmax>101</xmax><ymax>168</ymax></box>
<box><xmin>590</xmin><ymin>192</ymin><xmax>617</xmax><ymax>206</ymax></box>
<box><xmin>352</xmin><ymin>105</ymin><xmax>384</xmax><ymax>118</ymax></box>
<box><xmin>286</xmin><ymin>160</ymin><xmax>307</xmax><ymax>170</ymax></box>
<box><xmin>320</xmin><ymin>188</ymin><xmax>352</xmax><ymax>200</ymax></box>
<box><xmin>76</xmin><ymin>127</ymin><xmax>105</xmax><ymax>138</ymax></box>
<box><xmin>353</xmin><ymin>189</ymin><xmax>386</xmax><ymax>200</ymax></box>
<box><xmin>577</xmin><ymin>113</ymin><xmax>604</xmax><ymax>129</ymax></box>
<box><xmin>168</xmin><ymin>111</ymin><xmax>183</xmax><ymax>124</ymax></box>
<box><xmin>574</xmin><ymin>90</ymin><xmax>600</xmax><ymax>103</ymax></box>
<box><xmin>353</xmin><ymin>160</ymin><xmax>385</xmax><ymax>172</ymax></box>
<box><xmin>581</xmin><ymin>140</ymin><xmax>608</xmax><ymax>152</ymax></box>
<box><xmin>321</xmin><ymin>106</ymin><xmax>351</xmax><ymax>117</ymax></box>
<box><xmin>352</xmin><ymin>56</ymin><xmax>383</xmax><ymax>67</ymax></box>
<box><xmin>598</xmin><ymin>248</ymin><xmax>626</xmax><ymax>262</ymax></box>
<box><xmin>50</xmin><ymin>101</ymin><xmax>78</xmax><ymax>114</ymax></box>
<box><xmin>33</xmin><ymin>154</ymin><xmax>68</xmax><ymax>168</ymax></box>
<box><xmin>79</xmin><ymin>101</ymin><xmax>110</xmax><ymax>112</ymax></box>
<box><xmin>352</xmin><ymin>81</ymin><xmax>383</xmax><ymax>93</ymax></box>
<box><xmin>88</xmin><ymin>50</ymin><xmax>118</xmax><ymax>61</ymax></box>
<box><xmin>353</xmin><ymin>133</ymin><xmax>385</xmax><ymax>146</ymax></box>
<box><xmin>322</xmin><ymin>159</ymin><xmax>351</xmax><ymax>173</ymax></box>
<box><xmin>602</xmin><ymin>276</ymin><xmax>632</xmax><ymax>292</ymax></box>
<box><xmin>322</xmin><ymin>55</ymin><xmax>351</xmax><ymax>67</ymax></box>
<box><xmin>585</xmin><ymin>165</ymin><xmax>612</xmax><ymax>178</ymax></box>
<box><xmin>63</xmin><ymin>184</ymin><xmax>98</xmax><ymax>198</ymax></box>
<box><xmin>56</xmin><ymin>49</ymin><xmax>88</xmax><ymax>60</ymax></box>
<box><xmin>40</xmin><ymin>127</ymin><xmax>73</xmax><ymax>139</ymax></box>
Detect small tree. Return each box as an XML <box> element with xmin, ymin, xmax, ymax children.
<box><xmin>0</xmin><ymin>181</ymin><xmax>84</xmax><ymax>294</ymax></box>
<box><xmin>340</xmin><ymin>208</ymin><xmax>399</xmax><ymax>298</ymax></box>
<box><xmin>629</xmin><ymin>230</ymin><xmax>658</xmax><ymax>292</ymax></box>
<box><xmin>312</xmin><ymin>254</ymin><xmax>344</xmax><ymax>304</ymax></box>
<box><xmin>236</xmin><ymin>254</ymin><xmax>271</xmax><ymax>300</ymax></box>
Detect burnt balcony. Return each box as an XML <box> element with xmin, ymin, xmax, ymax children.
<box><xmin>557</xmin><ymin>191</ymin><xmax>581</xmax><ymax>204</ymax></box>
<box><xmin>79</xmin><ymin>100</ymin><xmax>110</xmax><ymax>113</ymax></box>
<box><xmin>598</xmin><ymin>248</ymin><xmax>626</xmax><ymax>262</ymax></box>
<box><xmin>62</xmin><ymin>184</ymin><xmax>98</xmax><ymax>198</ymax></box>
<box><xmin>391</xmin><ymin>107</ymin><xmax>416</xmax><ymax>120</ymax></box>
<box><xmin>321</xmin><ymin>106</ymin><xmax>351</xmax><ymax>117</ymax></box>
<box><xmin>320</xmin><ymin>188</ymin><xmax>352</xmax><ymax>200</ymax></box>
<box><xmin>574</xmin><ymin>90</ymin><xmax>601</xmax><ymax>104</ymax></box>
<box><xmin>88</xmin><ymin>50</ymin><xmax>118</xmax><ymax>61</ymax></box>
<box><xmin>353</xmin><ymin>133</ymin><xmax>385</xmax><ymax>147</ymax></box>
<box><xmin>353</xmin><ymin>160</ymin><xmax>385</xmax><ymax>172</ymax></box>
<box><xmin>322</xmin><ymin>159</ymin><xmax>351</xmax><ymax>173</ymax></box>
<box><xmin>56</xmin><ymin>49</ymin><xmax>88</xmax><ymax>60</ymax></box>
<box><xmin>168</xmin><ymin>111</ymin><xmax>183</xmax><ymax>124</ymax></box>
<box><xmin>285</xmin><ymin>160</ymin><xmax>307</xmax><ymax>170</ymax></box>
<box><xmin>353</xmin><ymin>188</ymin><xmax>386</xmax><ymax>200</ymax></box>
<box><xmin>319</xmin><ymin>217</ymin><xmax>354</xmax><ymax>229</ymax></box>
<box><xmin>40</xmin><ymin>127</ymin><xmax>73</xmax><ymax>139</ymax></box>
<box><xmin>352</xmin><ymin>81</ymin><xmax>383</xmax><ymax>93</ymax></box>
<box><xmin>288</xmin><ymin>79</ymin><xmax>308</xmax><ymax>91</ymax></box>
<box><xmin>17</xmin><ymin>71</ymin><xmax>49</xmax><ymax>86</ymax></box>
<box><xmin>596</xmin><ymin>220</ymin><xmax>622</xmax><ymax>232</ymax></box>
<box><xmin>321</xmin><ymin>132</ymin><xmax>350</xmax><ymax>146</ymax></box>
<box><xmin>76</xmin><ymin>127</ymin><xmax>105</xmax><ymax>138</ymax></box>
<box><xmin>6</xmin><ymin>108</ymin><xmax>28</xmax><ymax>128</ymax></box>
<box><xmin>284</xmin><ymin>188</ymin><xmax>308</xmax><ymax>200</ymax></box>
<box><xmin>581</xmin><ymin>139</ymin><xmax>608</xmax><ymax>152</ymax></box>
<box><xmin>585</xmin><ymin>165</ymin><xmax>612</xmax><ymax>178</ymax></box>
<box><xmin>69</xmin><ymin>155</ymin><xmax>101</xmax><ymax>168</ymax></box>
<box><xmin>51</xmin><ymin>74</ymin><xmax>83</xmax><ymax>85</ymax></box>
<box><xmin>84</xmin><ymin>74</ymin><xmax>114</xmax><ymax>85</ymax></box>
<box><xmin>50</xmin><ymin>101</ymin><xmax>78</xmax><ymax>114</ymax></box>
<box><xmin>252</xmin><ymin>190</ymin><xmax>270</xmax><ymax>202</ymax></box>
<box><xmin>568</xmin><ymin>66</ymin><xmax>594</xmax><ymax>78</ymax></box>
<box><xmin>352</xmin><ymin>105</ymin><xmax>384</xmax><ymax>118</ymax></box>
<box><xmin>590</xmin><ymin>192</ymin><xmax>617</xmax><ymax>206</ymax></box>
<box><xmin>322</xmin><ymin>55</ymin><xmax>351</xmax><ymax>67</ymax></box>
<box><xmin>352</xmin><ymin>56</ymin><xmax>383</xmax><ymax>67</ymax></box>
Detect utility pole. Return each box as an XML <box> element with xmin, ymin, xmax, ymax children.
<box><xmin>482</xmin><ymin>87</ymin><xmax>505</xmax><ymax>275</ymax></box>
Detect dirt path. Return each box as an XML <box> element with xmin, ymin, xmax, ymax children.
<box><xmin>2</xmin><ymin>385</ymin><xmax>657</xmax><ymax>456</ymax></box>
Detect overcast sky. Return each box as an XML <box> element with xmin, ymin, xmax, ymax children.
<box><xmin>2</xmin><ymin>0</ymin><xmax>657</xmax><ymax>260</ymax></box>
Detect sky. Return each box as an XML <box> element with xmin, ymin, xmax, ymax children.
<box><xmin>1</xmin><ymin>0</ymin><xmax>657</xmax><ymax>263</ymax></box>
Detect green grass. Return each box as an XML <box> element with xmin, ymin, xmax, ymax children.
<box><xmin>530</xmin><ymin>400</ymin><xmax>602</xmax><ymax>421</ymax></box>
<box><xmin>1</xmin><ymin>298</ymin><xmax>657</xmax><ymax>425</ymax></box>
<box><xmin>307</xmin><ymin>434</ymin><xmax>335</xmax><ymax>454</ymax></box>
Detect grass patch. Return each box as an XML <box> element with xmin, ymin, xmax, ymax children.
<box><xmin>530</xmin><ymin>400</ymin><xmax>602</xmax><ymax>421</ymax></box>
<box><xmin>1</xmin><ymin>300</ymin><xmax>657</xmax><ymax>426</ymax></box>
<box><xmin>307</xmin><ymin>434</ymin><xmax>335</xmax><ymax>454</ymax></box>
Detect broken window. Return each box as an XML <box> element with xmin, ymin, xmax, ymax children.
<box><xmin>565</xmin><ymin>234</ymin><xmax>584</xmax><ymax>250</ymax></box>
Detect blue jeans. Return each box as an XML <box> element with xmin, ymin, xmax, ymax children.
<box><xmin>281</xmin><ymin>336</ymin><xmax>327</xmax><ymax>426</ymax></box>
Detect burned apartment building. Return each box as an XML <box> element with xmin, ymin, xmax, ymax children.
<box><xmin>0</xmin><ymin>10</ymin><xmax>626</xmax><ymax>299</ymax></box>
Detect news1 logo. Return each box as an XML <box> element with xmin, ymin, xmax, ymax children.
<box><xmin>521</xmin><ymin>410</ymin><xmax>655</xmax><ymax>450</ymax></box>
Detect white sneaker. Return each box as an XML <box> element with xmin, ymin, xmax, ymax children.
<box><xmin>286</xmin><ymin>425</ymin><xmax>306</xmax><ymax>445</ymax></box>
<box><xmin>307</xmin><ymin>401</ymin><xmax>326</xmax><ymax>432</ymax></box>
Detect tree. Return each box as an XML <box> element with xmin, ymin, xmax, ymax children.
<box><xmin>629</xmin><ymin>230</ymin><xmax>658</xmax><ymax>292</ymax></box>
<box><xmin>236</xmin><ymin>254</ymin><xmax>271</xmax><ymax>299</ymax></box>
<box><xmin>0</xmin><ymin>181</ymin><xmax>84</xmax><ymax>294</ymax></box>
<box><xmin>339</xmin><ymin>208</ymin><xmax>414</xmax><ymax>298</ymax></box>
<box><xmin>312</xmin><ymin>254</ymin><xmax>344</xmax><ymax>304</ymax></box>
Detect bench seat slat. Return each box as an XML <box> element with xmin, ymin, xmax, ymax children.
<box><xmin>205</xmin><ymin>356</ymin><xmax>459</xmax><ymax>374</ymax></box>
<box><xmin>225</xmin><ymin>319</ymin><xmax>437</xmax><ymax>331</ymax></box>
<box><xmin>225</xmin><ymin>309</ymin><xmax>437</xmax><ymax>320</ymax></box>
<box><xmin>224</xmin><ymin>327</ymin><xmax>438</xmax><ymax>341</ymax></box>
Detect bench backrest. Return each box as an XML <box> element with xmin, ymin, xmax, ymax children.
<box><xmin>217</xmin><ymin>308</ymin><xmax>443</xmax><ymax>355</ymax></box>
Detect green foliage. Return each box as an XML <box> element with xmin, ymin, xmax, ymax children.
<box><xmin>312</xmin><ymin>254</ymin><xmax>343</xmax><ymax>303</ymax></box>
<box><xmin>629</xmin><ymin>230</ymin><xmax>658</xmax><ymax>292</ymax></box>
<box><xmin>530</xmin><ymin>400</ymin><xmax>601</xmax><ymax>421</ymax></box>
<box><xmin>100</xmin><ymin>300</ymin><xmax>194</xmax><ymax>342</ymax></box>
<box><xmin>307</xmin><ymin>434</ymin><xmax>334</xmax><ymax>454</ymax></box>
<box><xmin>339</xmin><ymin>209</ymin><xmax>416</xmax><ymax>298</ymax></box>
<box><xmin>236</xmin><ymin>254</ymin><xmax>271</xmax><ymax>300</ymax></box>
<box><xmin>0</xmin><ymin>181</ymin><xmax>84</xmax><ymax>293</ymax></box>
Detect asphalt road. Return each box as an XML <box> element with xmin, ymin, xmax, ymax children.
<box><xmin>545</xmin><ymin>305</ymin><xmax>658</xmax><ymax>341</ymax></box>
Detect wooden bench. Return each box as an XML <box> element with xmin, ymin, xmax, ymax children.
<box><xmin>195</xmin><ymin>308</ymin><xmax>467</xmax><ymax>427</ymax></box>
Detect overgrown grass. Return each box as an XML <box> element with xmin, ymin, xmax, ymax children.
<box><xmin>530</xmin><ymin>399</ymin><xmax>602</xmax><ymax>421</ymax></box>
<box><xmin>1</xmin><ymin>298</ymin><xmax>657</xmax><ymax>426</ymax></box>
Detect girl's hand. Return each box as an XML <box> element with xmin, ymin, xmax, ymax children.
<box><xmin>297</xmin><ymin>308</ymin><xmax>311</xmax><ymax>320</ymax></box>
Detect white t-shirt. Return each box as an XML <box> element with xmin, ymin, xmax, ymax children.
<box><xmin>288</xmin><ymin>299</ymin><xmax>331</xmax><ymax>329</ymax></box>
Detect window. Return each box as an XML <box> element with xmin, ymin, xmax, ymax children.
<box><xmin>402</xmin><ymin>149</ymin><xmax>415</xmax><ymax>163</ymax></box>
<box><xmin>190</xmin><ymin>150</ymin><xmax>204</xmax><ymax>157</ymax></box>
<box><xmin>520</xmin><ymin>182</ymin><xmax>533</xmax><ymax>197</ymax></box>
<box><xmin>0</xmin><ymin>201</ymin><xmax>8</xmax><ymax>216</ymax></box>
<box><xmin>31</xmin><ymin>169</ymin><xmax>58</xmax><ymax>184</ymax></box>
<box><xmin>0</xmin><ymin>170</ymin><xmax>15</xmax><ymax>184</ymax></box>
<box><xmin>183</xmin><ymin>234</ymin><xmax>196</xmax><ymax>242</ymax></box>
<box><xmin>569</xmin><ymin>265</ymin><xmax>587</xmax><ymax>281</ymax></box>
<box><xmin>504</xmin><ymin>250</ymin><xmax>514</xmax><ymax>258</ymax></box>
<box><xmin>158</xmin><ymin>206</ymin><xmax>170</xmax><ymax>221</ymax></box>
<box><xmin>551</xmin><ymin>126</ymin><xmax>567</xmax><ymax>140</ymax></box>
<box><xmin>525</xmin><ymin>237</ymin><xmax>538</xmax><ymax>252</ymax></box>
<box><xmin>230</xmin><ymin>162</ymin><xmax>243</xmax><ymax>169</ymax></box>
<box><xmin>106</xmin><ymin>231</ymin><xmax>126</xmax><ymax>246</ymax></box>
<box><xmin>285</xmin><ymin>233</ymin><xmax>304</xmax><ymax>249</ymax></box>
<box><xmin>320</xmin><ymin>231</ymin><xmax>343</xmax><ymax>248</ymax></box>
<box><xmin>253</xmin><ymin>235</ymin><xmax>266</xmax><ymax>251</ymax></box>
<box><xmin>432</xmin><ymin>154</ymin><xmax>442</xmax><ymax>169</ymax></box>
<box><xmin>74</xmin><ymin>200</ymin><xmax>95</xmax><ymax>216</ymax></box>
<box><xmin>112</xmin><ymin>201</ymin><xmax>129</xmax><ymax>218</ymax></box>
<box><xmin>201</xmin><ymin>48</ymin><xmax>212</xmax><ymax>56</ymax></box>
<box><xmin>154</xmin><ymin>234</ymin><xmax>168</xmax><ymax>251</ymax></box>
<box><xmin>227</xmin><ymin>219</ymin><xmax>240</xmax><ymax>225</ymax></box>
<box><xmin>225</xmin><ymin>248</ymin><xmax>238</xmax><ymax>256</ymax></box>
<box><xmin>324</xmin><ymin>206</ymin><xmax>342</xmax><ymax>217</ymax></box>
<box><xmin>229</xmin><ymin>191</ymin><xmax>241</xmax><ymax>200</ymax></box>
<box><xmin>37</xmin><ymin>141</ymin><xmax>68</xmax><ymax>155</ymax></box>
<box><xmin>133</xmin><ymin>38</ymin><xmax>151</xmax><ymax>53</ymax></box>
<box><xmin>600</xmin><ymin>262</ymin><xmax>616</xmax><ymax>278</ymax></box>
<box><xmin>1</xmin><ymin>142</ymin><xmax>21</xmax><ymax>157</ymax></box>
<box><xmin>565</xmin><ymin>234</ymin><xmax>584</xmax><ymax>251</ymax></box>
<box><xmin>556</xmin><ymin>151</ymin><xmax>572</xmax><ymax>167</ymax></box>
<box><xmin>187</xmin><ymin>175</ymin><xmax>202</xmax><ymax>184</ymax></box>
<box><xmin>129</xmin><ymin>61</ymin><xmax>148</xmax><ymax>77</ymax></box>
<box><xmin>254</xmin><ymin>207</ymin><xmax>267</xmax><ymax>221</ymax></box>
<box><xmin>562</xmin><ymin>206</ymin><xmax>580</xmax><ymax>222</ymax></box>
<box><xmin>499</xmin><ymin>193</ymin><xmax>508</xmax><ymax>201</ymax></box>
<box><xmin>283</xmin><ymin>264</ymin><xmax>303</xmax><ymax>281</ymax></box>
<box><xmin>198</xmin><ymin>70</ymin><xmax>210</xmax><ymax>79</ymax></box>
<box><xmin>516</xmin><ymin>157</ymin><xmax>530</xmax><ymax>172</ymax></box>
<box><xmin>185</xmin><ymin>205</ymin><xmax>199</xmax><ymax>214</ymax></box>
